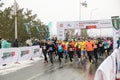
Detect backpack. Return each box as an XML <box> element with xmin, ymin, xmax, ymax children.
<box><xmin>58</xmin><ymin>45</ymin><xmax>64</xmax><ymax>52</ymax></box>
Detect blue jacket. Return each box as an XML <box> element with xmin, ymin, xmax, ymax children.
<box><xmin>2</xmin><ymin>40</ymin><xmax>11</xmax><ymax>48</ymax></box>
<box><xmin>33</xmin><ymin>41</ymin><xmax>38</xmax><ymax>46</ymax></box>
<box><xmin>117</xmin><ymin>40</ymin><xmax>120</xmax><ymax>48</ymax></box>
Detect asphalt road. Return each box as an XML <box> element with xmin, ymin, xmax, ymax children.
<box><xmin>0</xmin><ymin>57</ymin><xmax>102</xmax><ymax>80</ymax></box>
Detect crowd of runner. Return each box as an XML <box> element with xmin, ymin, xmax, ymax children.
<box><xmin>0</xmin><ymin>36</ymin><xmax>113</xmax><ymax>65</ymax></box>
<box><xmin>41</xmin><ymin>37</ymin><xmax>113</xmax><ymax>65</ymax></box>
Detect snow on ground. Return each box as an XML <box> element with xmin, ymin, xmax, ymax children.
<box><xmin>0</xmin><ymin>57</ymin><xmax>43</xmax><ymax>75</ymax></box>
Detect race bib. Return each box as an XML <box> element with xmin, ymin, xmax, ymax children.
<box><xmin>49</xmin><ymin>47</ymin><xmax>53</xmax><ymax>51</ymax></box>
<box><xmin>104</xmin><ymin>46</ymin><xmax>107</xmax><ymax>49</ymax></box>
<box><xmin>69</xmin><ymin>48</ymin><xmax>73</xmax><ymax>51</ymax></box>
<box><xmin>99</xmin><ymin>44</ymin><xmax>102</xmax><ymax>47</ymax></box>
<box><xmin>43</xmin><ymin>46</ymin><xmax>46</xmax><ymax>49</ymax></box>
<box><xmin>78</xmin><ymin>45</ymin><xmax>80</xmax><ymax>48</ymax></box>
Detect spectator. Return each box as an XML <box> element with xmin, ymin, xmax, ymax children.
<box><xmin>32</xmin><ymin>39</ymin><xmax>38</xmax><ymax>46</ymax></box>
<box><xmin>0</xmin><ymin>37</ymin><xmax>2</xmax><ymax>48</ymax></box>
<box><xmin>117</xmin><ymin>37</ymin><xmax>120</xmax><ymax>49</ymax></box>
<box><xmin>26</xmin><ymin>37</ymin><xmax>32</xmax><ymax>46</ymax></box>
<box><xmin>13</xmin><ymin>39</ymin><xmax>19</xmax><ymax>47</ymax></box>
<box><xmin>2</xmin><ymin>39</ymin><xmax>11</xmax><ymax>48</ymax></box>
<box><xmin>37</xmin><ymin>40</ymin><xmax>41</xmax><ymax>48</ymax></box>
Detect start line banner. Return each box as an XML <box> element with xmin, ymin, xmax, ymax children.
<box><xmin>0</xmin><ymin>46</ymin><xmax>42</xmax><ymax>66</ymax></box>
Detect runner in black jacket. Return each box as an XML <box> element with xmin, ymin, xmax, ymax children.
<box><xmin>47</xmin><ymin>40</ymin><xmax>56</xmax><ymax>65</ymax></box>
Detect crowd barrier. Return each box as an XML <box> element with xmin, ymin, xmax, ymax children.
<box><xmin>94</xmin><ymin>49</ymin><xmax>120</xmax><ymax>80</ymax></box>
<box><xmin>0</xmin><ymin>46</ymin><xmax>43</xmax><ymax>66</ymax></box>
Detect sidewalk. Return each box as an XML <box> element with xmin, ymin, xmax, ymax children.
<box><xmin>0</xmin><ymin>57</ymin><xmax>43</xmax><ymax>75</ymax></box>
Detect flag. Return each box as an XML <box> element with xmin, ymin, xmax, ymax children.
<box><xmin>35</xmin><ymin>25</ymin><xmax>40</xmax><ymax>33</ymax></box>
<box><xmin>81</xmin><ymin>1</ymin><xmax>88</xmax><ymax>7</ymax></box>
<box><xmin>24</xmin><ymin>23</ymin><xmax>31</xmax><ymax>34</ymax></box>
<box><xmin>44</xmin><ymin>27</ymin><xmax>48</xmax><ymax>32</ymax></box>
<box><xmin>48</xmin><ymin>22</ymin><xmax>52</xmax><ymax>27</ymax></box>
<box><xmin>111</xmin><ymin>16</ymin><xmax>120</xmax><ymax>30</ymax></box>
<box><xmin>48</xmin><ymin>22</ymin><xmax>53</xmax><ymax>39</ymax></box>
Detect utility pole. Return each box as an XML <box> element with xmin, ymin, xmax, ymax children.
<box><xmin>90</xmin><ymin>8</ymin><xmax>98</xmax><ymax>19</ymax></box>
<box><xmin>14</xmin><ymin>0</ymin><xmax>18</xmax><ymax>39</ymax></box>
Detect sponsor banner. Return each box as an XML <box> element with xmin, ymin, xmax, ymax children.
<box><xmin>0</xmin><ymin>49</ymin><xmax>3</xmax><ymax>66</ymax></box>
<box><xmin>86</xmin><ymin>25</ymin><xmax>96</xmax><ymax>29</ymax></box>
<box><xmin>98</xmin><ymin>19</ymin><xmax>112</xmax><ymax>28</ymax></box>
<box><xmin>57</xmin><ymin>21</ymin><xmax>75</xmax><ymax>29</ymax></box>
<box><xmin>18</xmin><ymin>47</ymin><xmax>33</xmax><ymax>61</ymax></box>
<box><xmin>111</xmin><ymin>16</ymin><xmax>120</xmax><ymax>30</ymax></box>
<box><xmin>0</xmin><ymin>48</ymin><xmax>19</xmax><ymax>66</ymax></box>
<box><xmin>31</xmin><ymin>46</ymin><xmax>41</xmax><ymax>58</ymax></box>
<box><xmin>57</xmin><ymin>29</ymin><xmax>65</xmax><ymax>40</ymax></box>
<box><xmin>94</xmin><ymin>56</ymin><xmax>115</xmax><ymax>80</ymax></box>
<box><xmin>57</xmin><ymin>22</ymin><xmax>65</xmax><ymax>40</ymax></box>
<box><xmin>57</xmin><ymin>22</ymin><xmax>63</xmax><ymax>29</ymax></box>
<box><xmin>57</xmin><ymin>19</ymin><xmax>113</xmax><ymax>40</ymax></box>
<box><xmin>113</xmin><ymin>29</ymin><xmax>120</xmax><ymax>49</ymax></box>
<box><xmin>79</xmin><ymin>20</ymin><xmax>98</xmax><ymax>28</ymax></box>
<box><xmin>64</xmin><ymin>22</ymin><xmax>75</xmax><ymax>29</ymax></box>
<box><xmin>57</xmin><ymin>22</ymin><xmax>67</xmax><ymax>29</ymax></box>
<box><xmin>74</xmin><ymin>21</ymin><xmax>86</xmax><ymax>28</ymax></box>
<box><xmin>115</xmin><ymin>48</ymin><xmax>120</xmax><ymax>79</ymax></box>
<box><xmin>57</xmin><ymin>19</ymin><xmax>112</xmax><ymax>29</ymax></box>
<box><xmin>112</xmin><ymin>16</ymin><xmax>120</xmax><ymax>50</ymax></box>
<box><xmin>94</xmin><ymin>49</ymin><xmax>119</xmax><ymax>80</ymax></box>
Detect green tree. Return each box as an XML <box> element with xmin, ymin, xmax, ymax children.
<box><xmin>0</xmin><ymin>7</ymin><xmax>14</xmax><ymax>40</ymax></box>
<box><xmin>0</xmin><ymin>1</ymin><xmax>49</xmax><ymax>46</ymax></box>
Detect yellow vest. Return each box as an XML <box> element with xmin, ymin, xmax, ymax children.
<box><xmin>80</xmin><ymin>41</ymin><xmax>86</xmax><ymax>50</ymax></box>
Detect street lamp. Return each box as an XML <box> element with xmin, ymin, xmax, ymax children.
<box><xmin>79</xmin><ymin>0</ymin><xmax>82</xmax><ymax>20</ymax></box>
<box><xmin>14</xmin><ymin>0</ymin><xmax>17</xmax><ymax>39</ymax></box>
<box><xmin>90</xmin><ymin>8</ymin><xmax>98</xmax><ymax>19</ymax></box>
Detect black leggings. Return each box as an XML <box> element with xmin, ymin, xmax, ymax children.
<box><xmin>48</xmin><ymin>52</ymin><xmax>54</xmax><ymax>64</ymax></box>
<box><xmin>68</xmin><ymin>51</ymin><xmax>74</xmax><ymax>62</ymax></box>
<box><xmin>87</xmin><ymin>51</ymin><xmax>94</xmax><ymax>63</ymax></box>
<box><xmin>58</xmin><ymin>52</ymin><xmax>63</xmax><ymax>63</ymax></box>
<box><xmin>42</xmin><ymin>50</ymin><xmax>48</xmax><ymax>62</ymax></box>
<box><xmin>76</xmin><ymin>51</ymin><xmax>81</xmax><ymax>58</ymax></box>
<box><xmin>94</xmin><ymin>48</ymin><xmax>98</xmax><ymax>62</ymax></box>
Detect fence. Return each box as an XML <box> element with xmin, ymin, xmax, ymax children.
<box><xmin>0</xmin><ymin>46</ymin><xmax>42</xmax><ymax>66</ymax></box>
<box><xmin>94</xmin><ymin>48</ymin><xmax>120</xmax><ymax>80</ymax></box>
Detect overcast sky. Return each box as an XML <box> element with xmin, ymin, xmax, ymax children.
<box><xmin>2</xmin><ymin>0</ymin><xmax>120</xmax><ymax>35</ymax></box>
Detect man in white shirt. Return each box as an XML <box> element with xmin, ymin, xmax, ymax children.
<box><xmin>26</xmin><ymin>38</ymin><xmax>32</xmax><ymax>46</ymax></box>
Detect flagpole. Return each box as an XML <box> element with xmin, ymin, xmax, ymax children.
<box><xmin>14</xmin><ymin>0</ymin><xmax>18</xmax><ymax>39</ymax></box>
<box><xmin>79</xmin><ymin>0</ymin><xmax>82</xmax><ymax>20</ymax></box>
<box><xmin>79</xmin><ymin>0</ymin><xmax>82</xmax><ymax>38</ymax></box>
